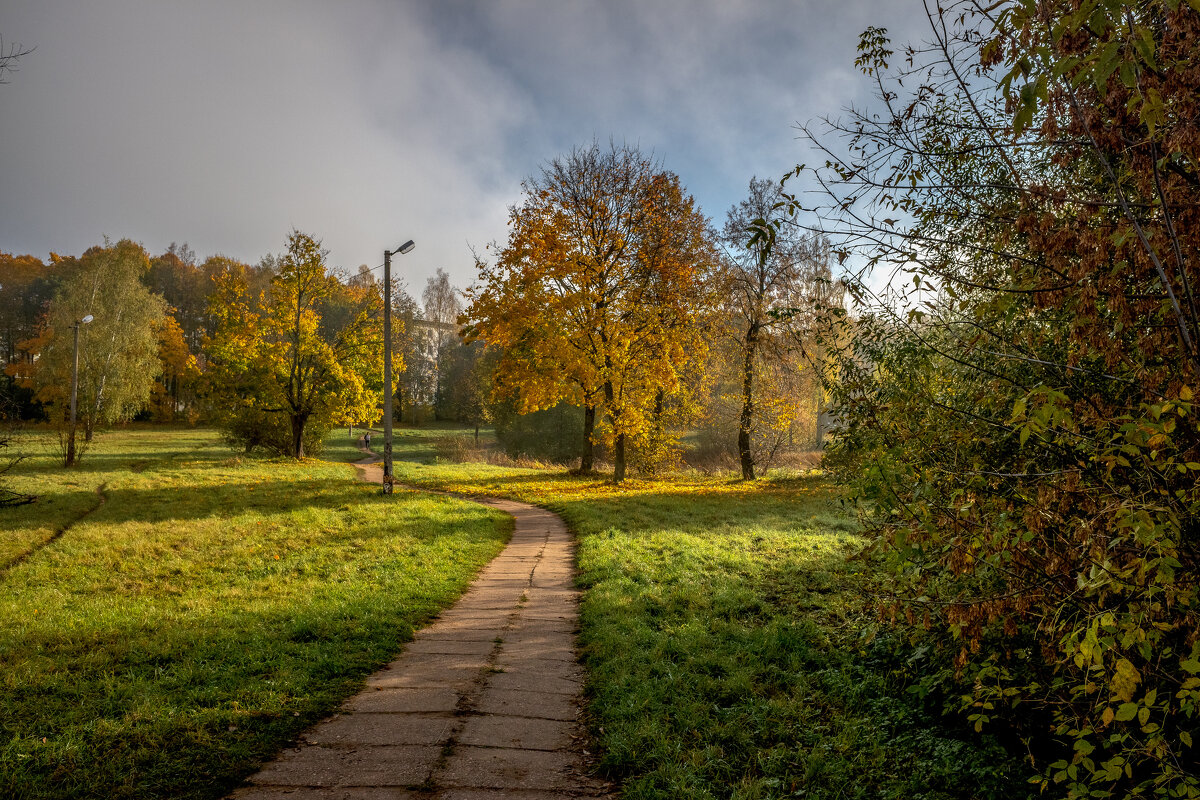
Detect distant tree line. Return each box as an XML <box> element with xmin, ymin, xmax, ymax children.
<box><xmin>0</xmin><ymin>232</ymin><xmax>492</xmax><ymax>463</ymax></box>
<box><xmin>1</xmin><ymin>150</ymin><xmax>839</xmax><ymax>476</ymax></box>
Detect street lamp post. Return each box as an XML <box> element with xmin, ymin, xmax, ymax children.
<box><xmin>382</xmin><ymin>240</ymin><xmax>415</xmax><ymax>493</ymax></box>
<box><xmin>66</xmin><ymin>313</ymin><xmax>94</xmax><ymax>467</ymax></box>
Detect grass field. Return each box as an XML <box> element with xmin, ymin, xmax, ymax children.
<box><xmin>1</xmin><ymin>425</ymin><xmax>1028</xmax><ymax>799</ymax></box>
<box><xmin>368</xmin><ymin>428</ymin><xmax>1030</xmax><ymax>800</ymax></box>
<box><xmin>0</xmin><ymin>427</ymin><xmax>511</xmax><ymax>800</ymax></box>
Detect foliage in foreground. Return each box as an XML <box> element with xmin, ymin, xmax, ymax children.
<box><xmin>0</xmin><ymin>428</ymin><xmax>509</xmax><ymax>800</ymax></box>
<box><xmin>384</xmin><ymin>429</ymin><xmax>1030</xmax><ymax>799</ymax></box>
<box><xmin>783</xmin><ymin>2</ymin><xmax>1200</xmax><ymax>795</ymax></box>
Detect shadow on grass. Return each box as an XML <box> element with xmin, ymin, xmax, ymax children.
<box><xmin>1</xmin><ymin>491</ymin><xmax>509</xmax><ymax>800</ymax></box>
<box><xmin>561</xmin><ymin>496</ymin><xmax>1029</xmax><ymax>799</ymax></box>
<box><xmin>404</xmin><ymin>468</ymin><xmax>853</xmax><ymax>539</ymax></box>
<box><xmin>395</xmin><ymin>468</ymin><xmax>1031</xmax><ymax>799</ymax></box>
<box><xmin>3</xmin><ymin>463</ymin><xmax>509</xmax><ymax>590</ymax></box>
<box><xmin>2</xmin><ymin>570</ymin><xmax>487</xmax><ymax>800</ymax></box>
<box><xmin>36</xmin><ymin>480</ymin><xmax>501</xmax><ymax>550</ymax></box>
<box><xmin>10</xmin><ymin>447</ymin><xmax>229</xmax><ymax>477</ymax></box>
<box><xmin>0</xmin><ymin>486</ymin><xmax>104</xmax><ymax>534</ymax></box>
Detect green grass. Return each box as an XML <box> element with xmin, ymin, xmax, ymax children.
<box><xmin>380</xmin><ymin>427</ymin><xmax>1030</xmax><ymax>800</ymax></box>
<box><xmin>0</xmin><ymin>427</ymin><xmax>511</xmax><ymax>800</ymax></box>
<box><xmin>1</xmin><ymin>424</ymin><xmax>1030</xmax><ymax>799</ymax></box>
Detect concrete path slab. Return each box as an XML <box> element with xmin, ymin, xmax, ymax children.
<box><xmin>229</xmin><ymin>451</ymin><xmax>611</xmax><ymax>800</ymax></box>
<box><xmin>474</xmin><ymin>688</ymin><xmax>580</xmax><ymax>722</ymax></box>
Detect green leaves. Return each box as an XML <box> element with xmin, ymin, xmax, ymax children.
<box><xmin>32</xmin><ymin>240</ymin><xmax>168</xmax><ymax>464</ymax></box>
<box><xmin>855</xmin><ymin>26</ymin><xmax>892</xmax><ymax>75</ymax></box>
<box><xmin>1092</xmin><ymin>38</ymin><xmax>1123</xmax><ymax>93</ymax></box>
<box><xmin>1013</xmin><ymin>75</ymin><xmax>1047</xmax><ymax>136</ymax></box>
<box><xmin>815</xmin><ymin>1</ymin><xmax>1200</xmax><ymax>796</ymax></box>
<box><xmin>1114</xmin><ymin>703</ymin><xmax>1139</xmax><ymax>722</ymax></box>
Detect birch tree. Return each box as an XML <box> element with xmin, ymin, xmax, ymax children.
<box><xmin>32</xmin><ymin>239</ymin><xmax>166</xmax><ymax>465</ymax></box>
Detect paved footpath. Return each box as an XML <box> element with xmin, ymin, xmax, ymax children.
<box><xmin>230</xmin><ymin>453</ymin><xmax>612</xmax><ymax>800</ymax></box>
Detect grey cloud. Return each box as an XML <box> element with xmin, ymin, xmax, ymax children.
<box><xmin>1</xmin><ymin>0</ymin><xmax>932</xmax><ymax>292</ymax></box>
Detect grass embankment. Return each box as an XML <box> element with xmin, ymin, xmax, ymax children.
<box><xmin>375</xmin><ymin>427</ymin><xmax>1028</xmax><ymax>800</ymax></box>
<box><xmin>0</xmin><ymin>428</ymin><xmax>511</xmax><ymax>800</ymax></box>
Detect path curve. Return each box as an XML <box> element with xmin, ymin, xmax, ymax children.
<box><xmin>231</xmin><ymin>451</ymin><xmax>611</xmax><ymax>799</ymax></box>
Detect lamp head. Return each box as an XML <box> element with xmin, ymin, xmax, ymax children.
<box><xmin>81</xmin><ymin>314</ymin><xmax>94</xmax><ymax>324</ymax></box>
<box><xmin>396</xmin><ymin>240</ymin><xmax>415</xmax><ymax>255</ymax></box>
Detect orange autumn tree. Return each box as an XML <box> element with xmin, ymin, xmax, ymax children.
<box><xmin>0</xmin><ymin>252</ymin><xmax>55</xmax><ymax>416</ymax></box>
<box><xmin>465</xmin><ymin>143</ymin><xmax>717</xmax><ymax>481</ymax></box>
<box><xmin>149</xmin><ymin>313</ymin><xmax>199</xmax><ymax>422</ymax></box>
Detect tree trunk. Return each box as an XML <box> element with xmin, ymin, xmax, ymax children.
<box><xmin>613</xmin><ymin>432</ymin><xmax>626</xmax><ymax>483</ymax></box>
<box><xmin>474</xmin><ymin>424</ymin><xmax>480</xmax><ymax>445</ymax></box>
<box><xmin>580</xmin><ymin>404</ymin><xmax>596</xmax><ymax>472</ymax></box>
<box><xmin>65</xmin><ymin>420</ymin><xmax>78</xmax><ymax>467</ymax></box>
<box><xmin>815</xmin><ymin>390</ymin><xmax>832</xmax><ymax>448</ymax></box>
<box><xmin>291</xmin><ymin>414</ymin><xmax>307</xmax><ymax>459</ymax></box>
<box><xmin>602</xmin><ymin>379</ymin><xmax>628</xmax><ymax>483</ymax></box>
<box><xmin>738</xmin><ymin>325</ymin><xmax>759</xmax><ymax>480</ymax></box>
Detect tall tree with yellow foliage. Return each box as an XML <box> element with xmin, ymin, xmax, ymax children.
<box><xmin>466</xmin><ymin>143</ymin><xmax>717</xmax><ymax>481</ymax></box>
<box><xmin>149</xmin><ymin>314</ymin><xmax>199</xmax><ymax>422</ymax></box>
<box><xmin>205</xmin><ymin>231</ymin><xmax>384</xmax><ymax>458</ymax></box>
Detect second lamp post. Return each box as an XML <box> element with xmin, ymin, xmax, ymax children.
<box><xmin>381</xmin><ymin>239</ymin><xmax>414</xmax><ymax>493</ymax></box>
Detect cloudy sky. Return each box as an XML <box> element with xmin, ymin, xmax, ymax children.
<box><xmin>0</xmin><ymin>1</ymin><xmax>928</xmax><ymax>294</ymax></box>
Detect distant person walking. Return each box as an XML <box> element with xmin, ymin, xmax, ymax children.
<box><xmin>364</xmin><ymin>431</ymin><xmax>371</xmax><ymax>450</ymax></box>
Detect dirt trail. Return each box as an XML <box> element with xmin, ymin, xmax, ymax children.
<box><xmin>230</xmin><ymin>451</ymin><xmax>611</xmax><ymax>799</ymax></box>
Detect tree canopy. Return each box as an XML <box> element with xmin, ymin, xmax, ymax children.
<box><xmin>28</xmin><ymin>240</ymin><xmax>167</xmax><ymax>465</ymax></box>
<box><xmin>465</xmin><ymin>142</ymin><xmax>718</xmax><ymax>481</ymax></box>
<box><xmin>205</xmin><ymin>231</ymin><xmax>384</xmax><ymax>458</ymax></box>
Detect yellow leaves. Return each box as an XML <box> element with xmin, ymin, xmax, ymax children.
<box><xmin>467</xmin><ymin>147</ymin><xmax>717</xmax><ymax>466</ymax></box>
<box><xmin>157</xmin><ymin>314</ymin><xmax>197</xmax><ymax>376</ymax></box>
<box><xmin>1111</xmin><ymin>657</ymin><xmax>1141</xmax><ymax>703</ymax></box>
<box><xmin>206</xmin><ymin>231</ymin><xmax>385</xmax><ymax>449</ymax></box>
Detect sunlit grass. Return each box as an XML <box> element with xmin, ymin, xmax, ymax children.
<box><xmin>1</xmin><ymin>425</ymin><xmax>1029</xmax><ymax>799</ymax></box>
<box><xmin>382</xmin><ymin>427</ymin><xmax>1027</xmax><ymax>800</ymax></box>
<box><xmin>0</xmin><ymin>427</ymin><xmax>510</xmax><ymax>800</ymax></box>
